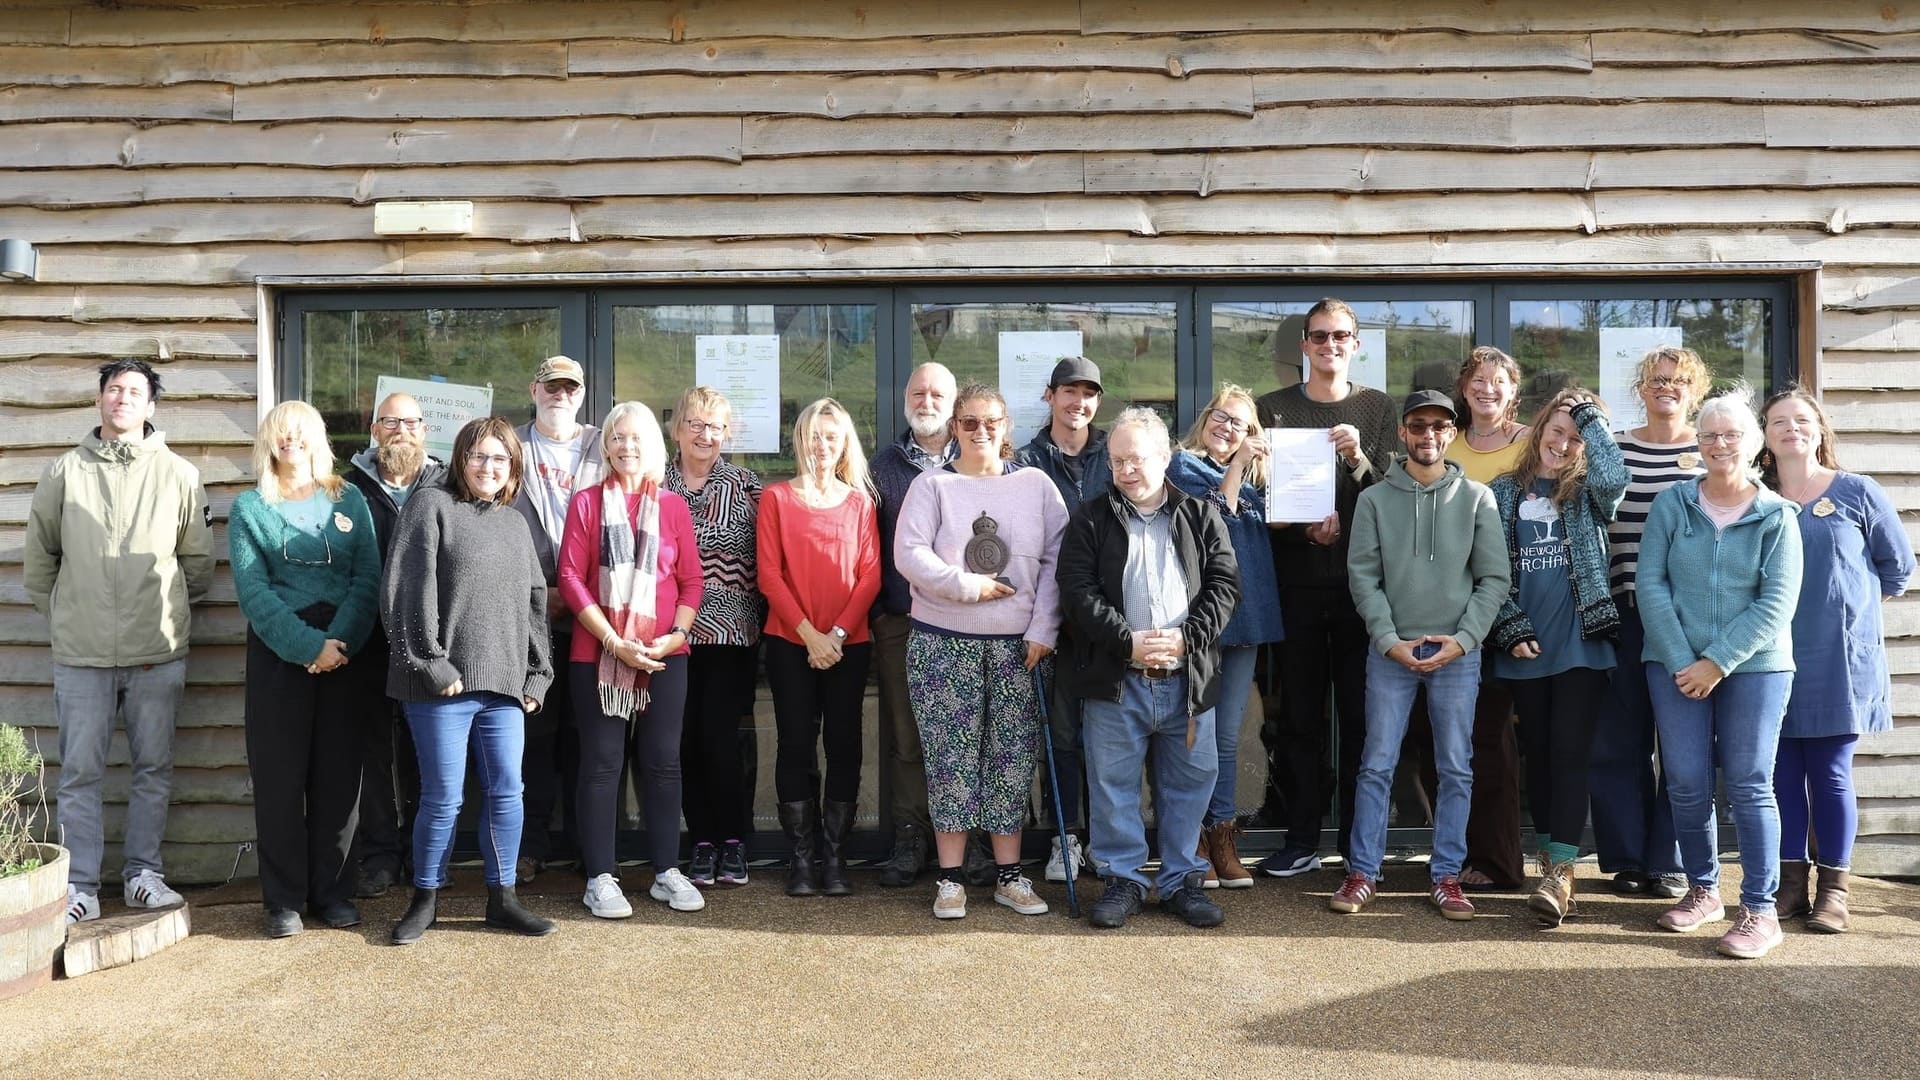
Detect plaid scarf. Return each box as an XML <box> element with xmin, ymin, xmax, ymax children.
<box><xmin>596</xmin><ymin>476</ymin><xmax>660</xmax><ymax>719</ymax></box>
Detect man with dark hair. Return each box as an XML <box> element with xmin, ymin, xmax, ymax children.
<box><xmin>342</xmin><ymin>390</ymin><xmax>447</xmax><ymax>896</ymax></box>
<box><xmin>1254</xmin><ymin>299</ymin><xmax>1400</xmax><ymax>878</ymax></box>
<box><xmin>26</xmin><ymin>359</ymin><xmax>214</xmax><ymax>923</ymax></box>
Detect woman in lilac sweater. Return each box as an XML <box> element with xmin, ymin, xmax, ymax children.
<box><xmin>895</xmin><ymin>384</ymin><xmax>1069</xmax><ymax>921</ymax></box>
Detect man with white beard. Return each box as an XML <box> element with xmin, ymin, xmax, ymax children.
<box><xmin>870</xmin><ymin>362</ymin><xmax>958</xmax><ymax>887</ymax></box>
<box><xmin>344</xmin><ymin>390</ymin><xmax>446</xmax><ymax>896</ymax></box>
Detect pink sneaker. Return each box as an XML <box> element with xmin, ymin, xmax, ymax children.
<box><xmin>1429</xmin><ymin>875</ymin><xmax>1475</xmax><ymax>921</ymax></box>
<box><xmin>1328</xmin><ymin>872</ymin><xmax>1376</xmax><ymax>913</ymax></box>
<box><xmin>1656</xmin><ymin>885</ymin><xmax>1726</xmax><ymax>932</ymax></box>
<box><xmin>1717</xmin><ymin>908</ymin><xmax>1784</xmax><ymax>959</ymax></box>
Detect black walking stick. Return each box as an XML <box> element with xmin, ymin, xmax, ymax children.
<box><xmin>1033</xmin><ymin>665</ymin><xmax>1081</xmax><ymax>918</ymax></box>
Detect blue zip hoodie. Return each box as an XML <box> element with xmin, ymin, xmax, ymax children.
<box><xmin>1636</xmin><ymin>478</ymin><xmax>1802</xmax><ymax>677</ymax></box>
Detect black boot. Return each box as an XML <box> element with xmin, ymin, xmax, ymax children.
<box><xmin>778</xmin><ymin>800</ymin><xmax>821</xmax><ymax>897</ymax></box>
<box><xmin>390</xmin><ymin>887</ymin><xmax>437</xmax><ymax>946</ymax></box>
<box><xmin>820</xmin><ymin>799</ymin><xmax>857</xmax><ymax>897</ymax></box>
<box><xmin>485</xmin><ymin>884</ymin><xmax>556</xmax><ymax>937</ymax></box>
<box><xmin>878</xmin><ymin>823</ymin><xmax>928</xmax><ymax>888</ymax></box>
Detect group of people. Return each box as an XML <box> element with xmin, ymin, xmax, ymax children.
<box><xmin>27</xmin><ymin>295</ymin><xmax>1911</xmax><ymax>958</ymax></box>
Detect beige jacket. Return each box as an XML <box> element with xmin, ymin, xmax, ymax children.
<box><xmin>24</xmin><ymin>427</ymin><xmax>215</xmax><ymax>667</ymax></box>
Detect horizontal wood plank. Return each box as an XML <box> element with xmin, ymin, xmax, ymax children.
<box><xmin>0</xmin><ymin>356</ymin><xmax>256</xmax><ymax>407</ymax></box>
<box><xmin>0</xmin><ymin>7</ymin><xmax>68</xmax><ymax>45</ymax></box>
<box><xmin>1822</xmin><ymin>389</ymin><xmax>1920</xmax><ymax>433</ymax></box>
<box><xmin>1821</xmin><ymin>269</ymin><xmax>1920</xmax><ymax>311</ymax></box>
<box><xmin>1592</xmin><ymin>30</ymin><xmax>1920</xmax><ymax>66</ymax></box>
<box><xmin>1598</xmin><ymin>188</ymin><xmax>1920</xmax><ymax>231</ymax></box>
<box><xmin>0</xmin><ymin>320</ymin><xmax>256</xmax><ymax>362</ymax></box>
<box><xmin>0</xmin><ymin>444</ymin><xmax>252</xmax><ymax>487</ymax></box>
<box><xmin>232</xmin><ymin>72</ymin><xmax>1257</xmax><ymax>123</ymax></box>
<box><xmin>0</xmin><ymin>84</ymin><xmax>233</xmax><ymax>123</ymax></box>
<box><xmin>0</xmin><ymin>202</ymin><xmax>579</xmax><ymax>244</ymax></box>
<box><xmin>0</xmin><ymin>401</ymin><xmax>255</xmax><ymax>450</ymax></box>
<box><xmin>1859</xmin><ymin>729</ymin><xmax>1920</xmax><ymax>758</ymax></box>
<box><xmin>11</xmin><ymin>117</ymin><xmax>745</xmax><ymax>170</ymax></box>
<box><xmin>1821</xmin><ymin>350</ymin><xmax>1920</xmax><ymax>390</ymax></box>
<box><xmin>0</xmin><ymin>285</ymin><xmax>257</xmax><ymax>323</ymax></box>
<box><xmin>1857</xmin><ymin>801</ymin><xmax>1920</xmax><ymax>837</ymax></box>
<box><xmin>1852</xmin><ymin>835</ymin><xmax>1920</xmax><ymax>877</ymax></box>
<box><xmin>1855</xmin><ymin>758</ymin><xmax>1920</xmax><ymax>800</ymax></box>
<box><xmin>1080</xmin><ymin>1</ymin><xmax>1920</xmax><ymax>34</ymax></box>
<box><xmin>1823</xmin><ymin>309</ymin><xmax>1920</xmax><ymax>351</ymax></box>
<box><xmin>0</xmin><ymin>40</ymin><xmax>569</xmax><ymax>86</ymax></box>
<box><xmin>1254</xmin><ymin>65</ymin><xmax>1920</xmax><ymax>106</ymax></box>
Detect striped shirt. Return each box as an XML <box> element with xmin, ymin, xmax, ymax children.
<box><xmin>665</xmin><ymin>458</ymin><xmax>765</xmax><ymax>647</ymax></box>
<box><xmin>1607</xmin><ymin>435</ymin><xmax>1704</xmax><ymax>597</ymax></box>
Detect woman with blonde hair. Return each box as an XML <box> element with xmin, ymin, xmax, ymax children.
<box><xmin>758</xmin><ymin>398</ymin><xmax>882</xmax><ymax>896</ymax></box>
<box><xmin>1167</xmin><ymin>384</ymin><xmax>1283</xmax><ymax>888</ymax></box>
<box><xmin>229</xmin><ymin>400</ymin><xmax>382</xmax><ymax>938</ymax></box>
<box><xmin>560</xmin><ymin>401</ymin><xmax>706</xmax><ymax>916</ymax></box>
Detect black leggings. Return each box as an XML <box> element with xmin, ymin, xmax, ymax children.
<box><xmin>680</xmin><ymin>643</ymin><xmax>759</xmax><ymax>844</ymax></box>
<box><xmin>1507</xmin><ymin>666</ymin><xmax>1611</xmax><ymax>850</ymax></box>
<box><xmin>765</xmin><ymin>636</ymin><xmax>870</xmax><ymax>805</ymax></box>
<box><xmin>573</xmin><ymin>656</ymin><xmax>687</xmax><ymax>876</ymax></box>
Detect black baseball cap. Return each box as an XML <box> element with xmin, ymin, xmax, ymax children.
<box><xmin>1400</xmin><ymin>388</ymin><xmax>1457</xmax><ymax>421</ymax></box>
<box><xmin>1048</xmin><ymin>356</ymin><xmax>1103</xmax><ymax>392</ymax></box>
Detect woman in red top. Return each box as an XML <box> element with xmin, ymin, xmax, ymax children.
<box><xmin>757</xmin><ymin>397</ymin><xmax>882</xmax><ymax>897</ymax></box>
<box><xmin>558</xmin><ymin>401</ymin><xmax>705</xmax><ymax>918</ymax></box>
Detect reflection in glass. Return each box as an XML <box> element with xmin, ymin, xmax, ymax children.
<box><xmin>1507</xmin><ymin>298</ymin><xmax>1772</xmax><ymax>420</ymax></box>
<box><xmin>1209</xmin><ymin>300</ymin><xmax>1476</xmax><ymax>401</ymax></box>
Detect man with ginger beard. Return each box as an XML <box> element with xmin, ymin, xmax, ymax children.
<box><xmin>343</xmin><ymin>390</ymin><xmax>446</xmax><ymax>896</ymax></box>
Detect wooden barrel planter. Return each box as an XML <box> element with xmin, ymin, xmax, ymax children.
<box><xmin>0</xmin><ymin>843</ymin><xmax>69</xmax><ymax>1001</ymax></box>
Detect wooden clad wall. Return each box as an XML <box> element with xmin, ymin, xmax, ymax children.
<box><xmin>1</xmin><ymin>0</ymin><xmax>1917</xmax><ymax>879</ymax></box>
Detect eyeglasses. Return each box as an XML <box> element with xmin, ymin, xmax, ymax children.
<box><xmin>465</xmin><ymin>452</ymin><xmax>514</xmax><ymax>469</ymax></box>
<box><xmin>683</xmin><ymin>420</ymin><xmax>728</xmax><ymax>436</ymax></box>
<box><xmin>375</xmin><ymin>417</ymin><xmax>423</xmax><ymax>431</ymax></box>
<box><xmin>955</xmin><ymin>416</ymin><xmax>1008</xmax><ymax>433</ymax></box>
<box><xmin>1207</xmin><ymin>409</ymin><xmax>1250</xmax><ymax>434</ymax></box>
<box><xmin>538</xmin><ymin>381</ymin><xmax>582</xmax><ymax>396</ymax></box>
<box><xmin>1404</xmin><ymin>420</ymin><xmax>1455</xmax><ymax>435</ymax></box>
<box><xmin>1642</xmin><ymin>376</ymin><xmax>1693</xmax><ymax>391</ymax></box>
<box><xmin>282</xmin><ymin>529</ymin><xmax>332</xmax><ymax>567</ymax></box>
<box><xmin>1109</xmin><ymin>455</ymin><xmax>1154</xmax><ymax>472</ymax></box>
<box><xmin>1696</xmin><ymin>431</ymin><xmax>1744</xmax><ymax>445</ymax></box>
<box><xmin>1305</xmin><ymin>329</ymin><xmax>1356</xmax><ymax>344</ymax></box>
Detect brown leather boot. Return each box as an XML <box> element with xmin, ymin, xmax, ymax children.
<box><xmin>1206</xmin><ymin>821</ymin><xmax>1253</xmax><ymax>889</ymax></box>
<box><xmin>1806</xmin><ymin>865</ymin><xmax>1850</xmax><ymax>933</ymax></box>
<box><xmin>1777</xmin><ymin>859</ymin><xmax>1812</xmax><ymax>919</ymax></box>
<box><xmin>1196</xmin><ymin>828</ymin><xmax>1219</xmax><ymax>889</ymax></box>
<box><xmin>1528</xmin><ymin>859</ymin><xmax>1577</xmax><ymax>927</ymax></box>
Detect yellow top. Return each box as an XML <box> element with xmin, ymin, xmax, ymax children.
<box><xmin>1446</xmin><ymin>432</ymin><xmax>1526</xmax><ymax>484</ymax></box>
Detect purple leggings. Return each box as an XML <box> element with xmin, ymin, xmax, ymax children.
<box><xmin>1774</xmin><ymin>733</ymin><xmax>1859</xmax><ymax>868</ymax></box>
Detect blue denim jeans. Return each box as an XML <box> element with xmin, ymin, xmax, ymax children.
<box><xmin>1082</xmin><ymin>671</ymin><xmax>1218</xmax><ymax>894</ymax></box>
<box><xmin>405</xmin><ymin>692</ymin><xmax>526</xmax><ymax>888</ymax></box>
<box><xmin>1648</xmin><ymin>665</ymin><xmax>1791</xmax><ymax>913</ymax></box>
<box><xmin>1589</xmin><ymin>600</ymin><xmax>1683</xmax><ymax>877</ymax></box>
<box><xmin>52</xmin><ymin>660</ymin><xmax>187</xmax><ymax>893</ymax></box>
<box><xmin>1206</xmin><ymin>645</ymin><xmax>1259</xmax><ymax>826</ymax></box>
<box><xmin>1349</xmin><ymin>648</ymin><xmax>1481</xmax><ymax>882</ymax></box>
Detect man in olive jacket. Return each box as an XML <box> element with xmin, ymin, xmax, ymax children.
<box><xmin>24</xmin><ymin>359</ymin><xmax>214</xmax><ymax>924</ymax></box>
<box><xmin>1056</xmin><ymin>407</ymin><xmax>1239</xmax><ymax>930</ymax></box>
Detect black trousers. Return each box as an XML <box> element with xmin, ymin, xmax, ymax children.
<box><xmin>765</xmin><ymin>636</ymin><xmax>870</xmax><ymax>806</ymax></box>
<box><xmin>574</xmin><ymin>656</ymin><xmax>687</xmax><ymax>876</ymax></box>
<box><xmin>1271</xmin><ymin>583</ymin><xmax>1369</xmax><ymax>857</ymax></box>
<box><xmin>244</xmin><ymin>626</ymin><xmax>361</xmax><ymax>913</ymax></box>
<box><xmin>520</xmin><ymin>629</ymin><xmax>579</xmax><ymax>864</ymax></box>
<box><xmin>1509</xmin><ymin>666</ymin><xmax>1611</xmax><ymax>851</ymax></box>
<box><xmin>681</xmin><ymin>643</ymin><xmax>759</xmax><ymax>845</ymax></box>
<box><xmin>349</xmin><ymin>637</ymin><xmax>419</xmax><ymax>875</ymax></box>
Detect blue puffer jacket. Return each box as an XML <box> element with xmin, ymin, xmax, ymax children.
<box><xmin>1487</xmin><ymin>401</ymin><xmax>1627</xmax><ymax>652</ymax></box>
<box><xmin>1637</xmin><ymin>478</ymin><xmax>1803</xmax><ymax>677</ymax></box>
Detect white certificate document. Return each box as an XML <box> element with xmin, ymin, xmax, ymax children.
<box><xmin>695</xmin><ymin>334</ymin><xmax>781</xmax><ymax>453</ymax></box>
<box><xmin>1265</xmin><ymin>427</ymin><xmax>1337</xmax><ymax>524</ymax></box>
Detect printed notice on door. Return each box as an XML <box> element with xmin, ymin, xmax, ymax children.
<box><xmin>998</xmin><ymin>330</ymin><xmax>1084</xmax><ymax>445</ymax></box>
<box><xmin>375</xmin><ymin>375</ymin><xmax>493</xmax><ymax>462</ymax></box>
<box><xmin>696</xmin><ymin>335</ymin><xmax>782</xmax><ymax>454</ymax></box>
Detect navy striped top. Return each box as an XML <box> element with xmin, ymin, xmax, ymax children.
<box><xmin>1607</xmin><ymin>434</ymin><xmax>1704</xmax><ymax>597</ymax></box>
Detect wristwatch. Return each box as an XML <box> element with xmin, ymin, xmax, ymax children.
<box><xmin>671</xmin><ymin>624</ymin><xmax>694</xmax><ymax>639</ymax></box>
<box><xmin>829</xmin><ymin>625</ymin><xmax>848</xmax><ymax>642</ymax></box>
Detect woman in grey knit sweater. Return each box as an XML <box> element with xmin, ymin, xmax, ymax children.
<box><xmin>382</xmin><ymin>416</ymin><xmax>555</xmax><ymax>946</ymax></box>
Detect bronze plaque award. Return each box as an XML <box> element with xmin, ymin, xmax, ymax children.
<box><xmin>964</xmin><ymin>511</ymin><xmax>1013</xmax><ymax>588</ymax></box>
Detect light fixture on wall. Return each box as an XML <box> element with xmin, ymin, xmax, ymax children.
<box><xmin>373</xmin><ymin>201</ymin><xmax>475</xmax><ymax>237</ymax></box>
<box><xmin>0</xmin><ymin>239</ymin><xmax>37</xmax><ymax>281</ymax></box>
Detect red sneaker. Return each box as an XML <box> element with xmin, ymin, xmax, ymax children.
<box><xmin>1430</xmin><ymin>875</ymin><xmax>1476</xmax><ymax>921</ymax></box>
<box><xmin>1328</xmin><ymin>872</ymin><xmax>1376</xmax><ymax>913</ymax></box>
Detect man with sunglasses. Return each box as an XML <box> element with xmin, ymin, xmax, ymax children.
<box><xmin>344</xmin><ymin>390</ymin><xmax>446</xmax><ymax>896</ymax></box>
<box><xmin>510</xmin><ymin>355</ymin><xmax>604</xmax><ymax>884</ymax></box>
<box><xmin>1253</xmin><ymin>299</ymin><xmax>1400</xmax><ymax>879</ymax></box>
<box><xmin>1016</xmin><ymin>356</ymin><xmax>1113</xmax><ymax>885</ymax></box>
<box><xmin>1332</xmin><ymin>390</ymin><xmax>1509</xmax><ymax>920</ymax></box>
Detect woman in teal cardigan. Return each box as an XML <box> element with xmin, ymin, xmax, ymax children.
<box><xmin>229</xmin><ymin>400</ymin><xmax>380</xmax><ymax>940</ymax></box>
<box><xmin>1637</xmin><ymin>388</ymin><xmax>1802</xmax><ymax>960</ymax></box>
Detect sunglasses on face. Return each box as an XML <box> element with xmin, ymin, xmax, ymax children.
<box><xmin>1404</xmin><ymin>420</ymin><xmax>1455</xmax><ymax>435</ymax></box>
<box><xmin>1305</xmin><ymin>329</ymin><xmax>1356</xmax><ymax>344</ymax></box>
<box><xmin>955</xmin><ymin>416</ymin><xmax>1007</xmax><ymax>433</ymax></box>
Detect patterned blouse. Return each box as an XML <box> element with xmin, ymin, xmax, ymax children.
<box><xmin>665</xmin><ymin>457</ymin><xmax>765</xmax><ymax>647</ymax></box>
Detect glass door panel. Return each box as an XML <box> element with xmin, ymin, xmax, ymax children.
<box><xmin>1208</xmin><ymin>298</ymin><xmax>1477</xmax><ymax>401</ymax></box>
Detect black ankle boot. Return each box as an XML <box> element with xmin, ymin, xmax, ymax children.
<box><xmin>391</xmin><ymin>887</ymin><xmax>437</xmax><ymax>946</ymax></box>
<box><xmin>820</xmin><ymin>799</ymin><xmax>857</xmax><ymax>897</ymax></box>
<box><xmin>777</xmin><ymin>800</ymin><xmax>821</xmax><ymax>897</ymax></box>
<box><xmin>485</xmin><ymin>884</ymin><xmax>556</xmax><ymax>937</ymax></box>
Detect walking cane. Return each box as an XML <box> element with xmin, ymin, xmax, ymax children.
<box><xmin>1032</xmin><ymin>665</ymin><xmax>1081</xmax><ymax>918</ymax></box>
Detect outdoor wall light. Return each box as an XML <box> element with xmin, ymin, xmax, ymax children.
<box><xmin>0</xmin><ymin>238</ymin><xmax>37</xmax><ymax>281</ymax></box>
<box><xmin>373</xmin><ymin>201</ymin><xmax>475</xmax><ymax>236</ymax></box>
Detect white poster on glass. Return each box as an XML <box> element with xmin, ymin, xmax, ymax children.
<box><xmin>374</xmin><ymin>375</ymin><xmax>493</xmax><ymax>462</ymax></box>
<box><xmin>1301</xmin><ymin>328</ymin><xmax>1387</xmax><ymax>392</ymax></box>
<box><xmin>695</xmin><ymin>334</ymin><xmax>782</xmax><ymax>454</ymax></box>
<box><xmin>998</xmin><ymin>330</ymin><xmax>1084</xmax><ymax>445</ymax></box>
<box><xmin>1599</xmin><ymin>326</ymin><xmax>1683</xmax><ymax>431</ymax></box>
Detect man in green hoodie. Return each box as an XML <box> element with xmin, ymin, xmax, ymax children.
<box><xmin>1331</xmin><ymin>389</ymin><xmax>1509</xmax><ymax>922</ymax></box>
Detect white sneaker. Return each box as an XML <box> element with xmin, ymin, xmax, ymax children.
<box><xmin>124</xmin><ymin>869</ymin><xmax>182</xmax><ymax>909</ymax></box>
<box><xmin>583</xmin><ymin>873</ymin><xmax>633</xmax><ymax>919</ymax></box>
<box><xmin>650</xmin><ymin>867</ymin><xmax>706</xmax><ymax>912</ymax></box>
<box><xmin>933</xmin><ymin>879</ymin><xmax>967</xmax><ymax>919</ymax></box>
<box><xmin>993</xmin><ymin>875</ymin><xmax>1049</xmax><ymax>916</ymax></box>
<box><xmin>67</xmin><ymin>886</ymin><xmax>100</xmax><ymax>925</ymax></box>
<box><xmin>1045</xmin><ymin>835</ymin><xmax>1085</xmax><ymax>883</ymax></box>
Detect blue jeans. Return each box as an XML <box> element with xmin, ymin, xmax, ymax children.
<box><xmin>1083</xmin><ymin>671</ymin><xmax>1218</xmax><ymax>894</ymax></box>
<box><xmin>1648</xmin><ymin>665</ymin><xmax>1791</xmax><ymax>913</ymax></box>
<box><xmin>1206</xmin><ymin>645</ymin><xmax>1259</xmax><ymax>826</ymax></box>
<box><xmin>405</xmin><ymin>692</ymin><xmax>526</xmax><ymax>888</ymax></box>
<box><xmin>1589</xmin><ymin>600</ymin><xmax>1683</xmax><ymax>877</ymax></box>
<box><xmin>1349</xmin><ymin>648</ymin><xmax>1482</xmax><ymax>882</ymax></box>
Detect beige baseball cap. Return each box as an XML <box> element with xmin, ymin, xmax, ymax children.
<box><xmin>533</xmin><ymin>355</ymin><xmax>584</xmax><ymax>384</ymax></box>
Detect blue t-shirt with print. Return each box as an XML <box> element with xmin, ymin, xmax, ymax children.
<box><xmin>1495</xmin><ymin>478</ymin><xmax>1616</xmax><ymax>680</ymax></box>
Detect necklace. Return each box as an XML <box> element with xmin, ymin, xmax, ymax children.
<box><xmin>1777</xmin><ymin>467</ymin><xmax>1830</xmax><ymax>505</ymax></box>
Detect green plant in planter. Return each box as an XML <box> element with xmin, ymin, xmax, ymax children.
<box><xmin>0</xmin><ymin>723</ymin><xmax>45</xmax><ymax>878</ymax></box>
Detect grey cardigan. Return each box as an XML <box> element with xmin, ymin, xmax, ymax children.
<box><xmin>382</xmin><ymin>483</ymin><xmax>554</xmax><ymax>706</ymax></box>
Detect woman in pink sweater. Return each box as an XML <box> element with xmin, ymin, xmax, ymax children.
<box><xmin>757</xmin><ymin>398</ymin><xmax>882</xmax><ymax>897</ymax></box>
<box><xmin>558</xmin><ymin>401</ymin><xmax>704</xmax><ymax>918</ymax></box>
